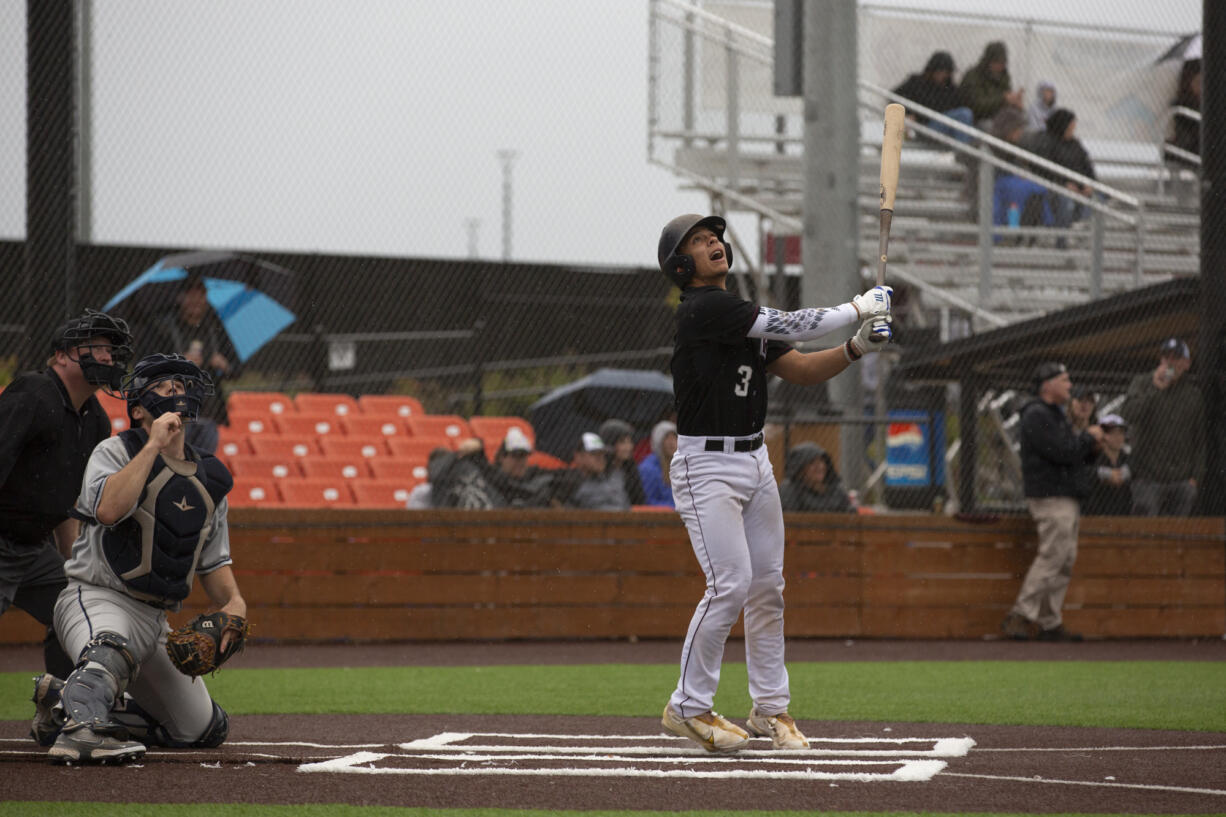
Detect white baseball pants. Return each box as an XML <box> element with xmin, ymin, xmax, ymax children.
<box><xmin>55</xmin><ymin>582</ymin><xmax>217</xmax><ymax>743</ymax></box>
<box><xmin>667</xmin><ymin>437</ymin><xmax>790</xmax><ymax>719</ymax></box>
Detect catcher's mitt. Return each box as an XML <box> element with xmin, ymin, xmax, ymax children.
<box><xmin>166</xmin><ymin>612</ymin><xmax>249</xmax><ymax>677</ymax></box>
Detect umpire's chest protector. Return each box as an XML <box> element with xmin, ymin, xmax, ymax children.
<box><xmin>102</xmin><ymin>429</ymin><xmax>233</xmax><ymax>604</ymax></box>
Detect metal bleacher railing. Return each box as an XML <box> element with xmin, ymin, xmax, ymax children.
<box><xmin>647</xmin><ymin>0</ymin><xmax>1201</xmax><ymax>332</ymax></box>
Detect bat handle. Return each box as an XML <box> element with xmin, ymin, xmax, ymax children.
<box><xmin>876</xmin><ymin>209</ymin><xmax>894</xmax><ymax>287</ymax></box>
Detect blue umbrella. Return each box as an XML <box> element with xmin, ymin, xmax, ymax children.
<box><xmin>103</xmin><ymin>252</ymin><xmax>297</xmax><ymax>363</ymax></box>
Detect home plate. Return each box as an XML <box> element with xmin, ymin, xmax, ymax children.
<box><xmin>298</xmin><ymin>732</ymin><xmax>975</xmax><ymax>782</ymax></box>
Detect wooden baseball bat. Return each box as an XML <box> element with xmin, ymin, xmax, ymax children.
<box><xmin>877</xmin><ymin>102</ymin><xmax>906</xmax><ymax>286</ymax></box>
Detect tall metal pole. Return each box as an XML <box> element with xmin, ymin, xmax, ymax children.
<box><xmin>1199</xmin><ymin>0</ymin><xmax>1225</xmax><ymax>514</ymax></box>
<box><xmin>465</xmin><ymin>218</ymin><xmax>481</xmax><ymax>259</ymax></box>
<box><xmin>802</xmin><ymin>1</ymin><xmax>861</xmax><ymax>488</ymax></box>
<box><xmin>497</xmin><ymin>149</ymin><xmax>518</xmax><ymax>262</ymax></box>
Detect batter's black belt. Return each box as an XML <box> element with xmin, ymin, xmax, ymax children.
<box><xmin>704</xmin><ymin>433</ymin><xmax>764</xmax><ymax>452</ymax></box>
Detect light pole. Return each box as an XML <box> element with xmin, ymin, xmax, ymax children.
<box><xmin>497</xmin><ymin>149</ymin><xmax>518</xmax><ymax>261</ymax></box>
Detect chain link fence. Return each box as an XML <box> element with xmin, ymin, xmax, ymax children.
<box><xmin>3</xmin><ymin>1</ymin><xmax>1220</xmax><ymax>515</ymax></box>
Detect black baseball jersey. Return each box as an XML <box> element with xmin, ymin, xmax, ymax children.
<box><xmin>671</xmin><ymin>287</ymin><xmax>792</xmax><ymax>437</ymax></box>
<box><xmin>0</xmin><ymin>369</ymin><xmax>111</xmax><ymax>545</ymax></box>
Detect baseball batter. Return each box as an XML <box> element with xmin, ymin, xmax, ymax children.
<box><xmin>35</xmin><ymin>354</ymin><xmax>245</xmax><ymax>764</ymax></box>
<box><xmin>657</xmin><ymin>214</ymin><xmax>892</xmax><ymax>753</ymax></box>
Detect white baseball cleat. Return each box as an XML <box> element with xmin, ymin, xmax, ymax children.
<box><xmin>745</xmin><ymin>707</ymin><xmax>810</xmax><ymax>749</ymax></box>
<box><xmin>662</xmin><ymin>705</ymin><xmax>750</xmax><ymax>753</ymax></box>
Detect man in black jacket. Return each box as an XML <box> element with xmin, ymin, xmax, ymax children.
<box><xmin>1001</xmin><ymin>362</ymin><xmax>1101</xmax><ymax>642</ymax></box>
<box><xmin>892</xmin><ymin>51</ymin><xmax>974</xmax><ymax>144</ymax></box>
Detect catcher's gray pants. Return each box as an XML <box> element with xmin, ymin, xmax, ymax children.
<box><xmin>667</xmin><ymin>439</ymin><xmax>790</xmax><ymax>719</ymax></box>
<box><xmin>54</xmin><ymin>581</ymin><xmax>216</xmax><ymax>744</ymax></box>
<box><xmin>1012</xmin><ymin>496</ymin><xmax>1080</xmax><ymax>630</ymax></box>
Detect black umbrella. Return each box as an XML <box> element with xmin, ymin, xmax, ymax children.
<box><xmin>528</xmin><ymin>368</ymin><xmax>675</xmax><ymax>460</ymax></box>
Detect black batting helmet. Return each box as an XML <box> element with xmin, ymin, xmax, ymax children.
<box><xmin>657</xmin><ymin>214</ymin><xmax>733</xmax><ymax>288</ymax></box>
<box><xmin>52</xmin><ymin>309</ymin><xmax>134</xmax><ymax>391</ymax></box>
<box><xmin>122</xmin><ymin>353</ymin><xmax>214</xmax><ymax>423</ymax></box>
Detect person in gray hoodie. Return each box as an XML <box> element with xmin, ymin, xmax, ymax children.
<box><xmin>778</xmin><ymin>442</ymin><xmax>853</xmax><ymax>513</ymax></box>
<box><xmin>1027</xmin><ymin>81</ymin><xmax>1057</xmax><ymax>133</ymax></box>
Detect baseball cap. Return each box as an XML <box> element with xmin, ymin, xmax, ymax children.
<box><xmin>503</xmin><ymin>426</ymin><xmax>533</xmax><ymax>454</ymax></box>
<box><xmin>1161</xmin><ymin>338</ymin><xmax>1190</xmax><ymax>358</ymax></box>
<box><xmin>579</xmin><ymin>431</ymin><xmax>606</xmax><ymax>452</ymax></box>
<box><xmin>1099</xmin><ymin>413</ymin><xmax>1127</xmax><ymax>430</ymax></box>
<box><xmin>1032</xmin><ymin>361</ymin><xmax>1067</xmax><ymax>391</ymax></box>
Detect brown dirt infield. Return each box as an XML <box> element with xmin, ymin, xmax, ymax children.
<box><xmin>2</xmin><ymin>639</ymin><xmax>1224</xmax><ymax>813</ymax></box>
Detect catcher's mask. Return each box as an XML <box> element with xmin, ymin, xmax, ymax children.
<box><xmin>52</xmin><ymin>309</ymin><xmax>133</xmax><ymax>392</ymax></box>
<box><xmin>123</xmin><ymin>353</ymin><xmax>214</xmax><ymax>424</ymax></box>
<box><xmin>657</xmin><ymin>214</ymin><xmax>733</xmax><ymax>289</ymax></box>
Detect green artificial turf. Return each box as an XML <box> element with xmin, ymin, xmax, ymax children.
<box><xmin>3</xmin><ymin>660</ymin><xmax>1223</xmax><ymax>731</ymax></box>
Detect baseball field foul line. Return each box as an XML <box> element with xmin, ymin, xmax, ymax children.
<box><xmin>943</xmin><ymin>772</ymin><xmax>1226</xmax><ymax>797</ymax></box>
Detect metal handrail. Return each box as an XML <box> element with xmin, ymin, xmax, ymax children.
<box><xmin>1155</xmin><ymin>105</ymin><xmax>1202</xmax><ymax>195</ymax></box>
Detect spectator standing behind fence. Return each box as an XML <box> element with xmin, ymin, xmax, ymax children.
<box><xmin>778</xmin><ymin>443</ymin><xmax>853</xmax><ymax>513</ymax></box>
<box><xmin>958</xmin><ymin>41</ymin><xmax>1023</xmax><ymax>126</ymax></box>
<box><xmin>1029</xmin><ymin>109</ymin><xmax>1096</xmax><ymax>234</ymax></box>
<box><xmin>638</xmin><ymin>420</ymin><xmax>678</xmax><ymax>508</ymax></box>
<box><xmin>599</xmin><ymin>419</ymin><xmax>647</xmax><ymax>506</ymax></box>
<box><xmin>1122</xmin><ymin>338</ymin><xmax>1204</xmax><ymax>516</ymax></box>
<box><xmin>892</xmin><ymin>51</ymin><xmax>974</xmax><ymax>144</ymax></box>
<box><xmin>1084</xmin><ymin>414</ymin><xmax>1132</xmax><ymax>516</ymax></box>
<box><xmin>1026</xmin><ymin>81</ymin><xmax>1057</xmax><ymax>133</ymax></box>
<box><xmin>487</xmin><ymin>427</ymin><xmax>553</xmax><ymax>508</ymax></box>
<box><xmin>1067</xmin><ymin>385</ymin><xmax>1099</xmax><ymax>503</ymax></box>
<box><xmin>554</xmin><ymin>432</ymin><xmax>630</xmax><ymax>511</ymax></box>
<box><xmin>1001</xmin><ymin>362</ymin><xmax>1100</xmax><ymax>643</ymax></box>
<box><xmin>140</xmin><ymin>275</ymin><xmax>238</xmax><ymax>455</ymax></box>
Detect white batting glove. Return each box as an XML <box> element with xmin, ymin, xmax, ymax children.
<box><xmin>851</xmin><ymin>285</ymin><xmax>893</xmax><ymax>319</ymax></box>
<box><xmin>845</xmin><ymin>317</ymin><xmax>893</xmax><ymax>361</ymax></box>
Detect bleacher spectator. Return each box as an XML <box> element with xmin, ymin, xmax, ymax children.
<box><xmin>892</xmin><ymin>50</ymin><xmax>974</xmax><ymax>144</ymax></box>
<box><xmin>1122</xmin><ymin>338</ymin><xmax>1204</xmax><ymax>516</ymax></box>
<box><xmin>1068</xmin><ymin>385</ymin><xmax>1099</xmax><ymax>502</ymax></box>
<box><xmin>139</xmin><ymin>274</ymin><xmax>238</xmax><ymax>454</ymax></box>
<box><xmin>599</xmin><ymin>419</ymin><xmax>646</xmax><ymax>506</ymax></box>
<box><xmin>428</xmin><ymin>438</ymin><xmax>504</xmax><ymax>509</ymax></box>
<box><xmin>778</xmin><ymin>442</ymin><xmax>853</xmax><ymax>513</ymax></box>
<box><xmin>989</xmin><ymin>107</ymin><xmax>1053</xmax><ymax>233</ymax></box>
<box><xmin>487</xmin><ymin>427</ymin><xmax>554</xmax><ymax>508</ymax></box>
<box><xmin>554</xmin><ymin>432</ymin><xmax>629</xmax><ymax>511</ymax></box>
<box><xmin>958</xmin><ymin>41</ymin><xmax>1023</xmax><ymax>126</ymax></box>
<box><xmin>1026</xmin><ymin>81</ymin><xmax>1058</xmax><ymax>133</ymax></box>
<box><xmin>637</xmin><ymin>420</ymin><xmax>678</xmax><ymax>508</ymax></box>
<box><xmin>1169</xmin><ymin>58</ymin><xmax>1202</xmax><ymax>159</ymax></box>
<box><xmin>1029</xmin><ymin>109</ymin><xmax>1097</xmax><ymax>232</ymax></box>
<box><xmin>405</xmin><ymin>447</ymin><xmax>453</xmax><ymax>509</ymax></box>
<box><xmin>1084</xmin><ymin>414</ymin><xmax>1132</xmax><ymax>516</ymax></box>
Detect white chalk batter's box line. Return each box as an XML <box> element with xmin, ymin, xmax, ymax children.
<box><xmin>297</xmin><ymin>732</ymin><xmax>977</xmax><ymax>782</ymax></box>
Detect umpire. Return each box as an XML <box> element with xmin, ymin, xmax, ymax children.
<box><xmin>1001</xmin><ymin>362</ymin><xmax>1101</xmax><ymax>642</ymax></box>
<box><xmin>0</xmin><ymin>310</ymin><xmax>132</xmax><ymax>681</ymax></box>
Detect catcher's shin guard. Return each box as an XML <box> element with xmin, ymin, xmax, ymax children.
<box><xmin>56</xmin><ymin>632</ymin><xmax>138</xmax><ymax>735</ymax></box>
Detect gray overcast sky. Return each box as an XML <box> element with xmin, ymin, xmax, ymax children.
<box><xmin>0</xmin><ymin>1</ymin><xmax>1201</xmax><ymax>267</ymax></box>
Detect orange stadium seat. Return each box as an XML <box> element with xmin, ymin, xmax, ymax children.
<box><xmin>318</xmin><ymin>436</ymin><xmax>389</xmax><ymax>460</ymax></box>
<box><xmin>226</xmin><ymin>413</ymin><xmax>279</xmax><ymax>437</ymax></box>
<box><xmin>227</xmin><ymin>391</ymin><xmax>293</xmax><ymax>418</ymax></box>
<box><xmin>527</xmin><ymin>451</ymin><xmax>568</xmax><ymax>470</ymax></box>
<box><xmin>368</xmin><ymin>458</ymin><xmax>429</xmax><ymax>483</ymax></box>
<box><xmin>468</xmin><ymin>416</ymin><xmax>535</xmax><ymax>455</ymax></box>
<box><xmin>227</xmin><ymin>456</ymin><xmax>302</xmax><ymax>480</ymax></box>
<box><xmin>216</xmin><ymin>428</ymin><xmax>251</xmax><ymax>462</ymax></box>
<box><xmin>278</xmin><ymin>478</ymin><xmax>355</xmax><ymax>507</ymax></box>
<box><xmin>350</xmin><ymin>478</ymin><xmax>420</xmax><ymax>508</ymax></box>
<box><xmin>298</xmin><ymin>456</ymin><xmax>372</xmax><ymax>480</ymax></box>
<box><xmin>387</xmin><ymin>437</ymin><xmax>454</xmax><ymax>459</ymax></box>
<box><xmin>406</xmin><ymin>414</ymin><xmax>471</xmax><ymax>442</ymax></box>
<box><xmin>228</xmin><ymin>477</ymin><xmax>283</xmax><ymax>507</ymax></box>
<box><xmin>340</xmin><ymin>415</ymin><xmax>409</xmax><ymax>438</ymax></box>
<box><xmin>249</xmin><ymin>436</ymin><xmax>319</xmax><ymax>459</ymax></box>
<box><xmin>274</xmin><ymin>413</ymin><xmax>341</xmax><ymax>438</ymax></box>
<box><xmin>293</xmin><ymin>392</ymin><xmax>360</xmax><ymax>418</ymax></box>
<box><xmin>95</xmin><ymin>391</ymin><xmax>130</xmax><ymax>435</ymax></box>
<box><xmin>357</xmin><ymin>394</ymin><xmax>424</xmax><ymax>419</ymax></box>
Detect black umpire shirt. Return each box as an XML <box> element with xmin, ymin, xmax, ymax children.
<box><xmin>671</xmin><ymin>287</ymin><xmax>791</xmax><ymax>437</ymax></box>
<box><xmin>0</xmin><ymin>369</ymin><xmax>111</xmax><ymax>546</ymax></box>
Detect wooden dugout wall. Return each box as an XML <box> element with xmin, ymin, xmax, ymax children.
<box><xmin>1</xmin><ymin>510</ymin><xmax>1222</xmax><ymax>643</ymax></box>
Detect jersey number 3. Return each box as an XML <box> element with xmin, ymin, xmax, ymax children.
<box><xmin>733</xmin><ymin>365</ymin><xmax>752</xmax><ymax>397</ymax></box>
